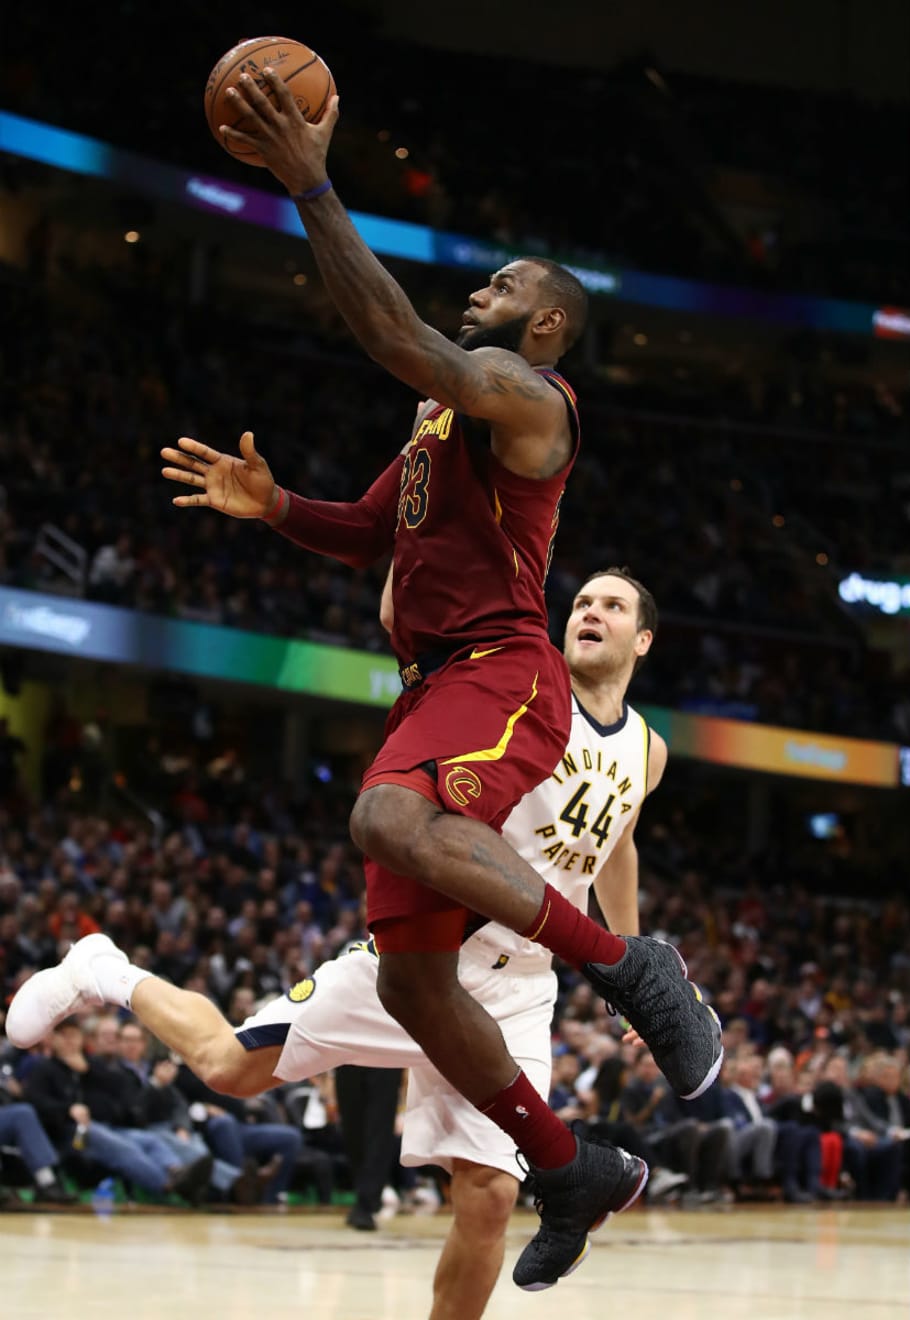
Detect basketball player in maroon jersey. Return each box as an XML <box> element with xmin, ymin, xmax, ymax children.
<box><xmin>159</xmin><ymin>74</ymin><xmax>722</xmax><ymax>1287</ymax></box>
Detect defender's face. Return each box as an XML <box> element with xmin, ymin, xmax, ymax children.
<box><xmin>456</xmin><ymin>262</ymin><xmax>541</xmax><ymax>351</ymax></box>
<box><xmin>563</xmin><ymin>575</ymin><xmax>650</xmax><ymax>678</ymax></box>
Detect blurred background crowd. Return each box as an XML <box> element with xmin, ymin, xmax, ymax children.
<box><xmin>3</xmin><ymin>4</ymin><xmax>908</xmax><ymax>304</ymax></box>
<box><xmin>0</xmin><ymin>740</ymin><xmax>907</xmax><ymax>1209</ymax></box>
<box><xmin>1</xmin><ymin>259</ymin><xmax>907</xmax><ymax>740</ymax></box>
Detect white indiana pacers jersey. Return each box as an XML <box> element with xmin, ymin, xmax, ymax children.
<box><xmin>462</xmin><ymin>694</ymin><xmax>652</xmax><ymax>971</ymax></box>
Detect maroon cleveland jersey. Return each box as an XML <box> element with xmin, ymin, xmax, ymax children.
<box><xmin>389</xmin><ymin>368</ymin><xmax>579</xmax><ymax>663</ymax></box>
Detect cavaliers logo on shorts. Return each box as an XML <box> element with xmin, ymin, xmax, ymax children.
<box><xmin>444</xmin><ymin>765</ymin><xmax>483</xmax><ymax>806</ymax></box>
<box><xmin>287</xmin><ymin>977</ymin><xmax>316</xmax><ymax>1003</ymax></box>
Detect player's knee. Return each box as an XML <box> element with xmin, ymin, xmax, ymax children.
<box><xmin>351</xmin><ymin>788</ymin><xmax>389</xmax><ymax>856</ymax></box>
<box><xmin>375</xmin><ymin>957</ymin><xmax>415</xmax><ymax>1025</ymax></box>
<box><xmin>196</xmin><ymin>1049</ymin><xmax>258</xmax><ymax>1099</ymax></box>
<box><xmin>350</xmin><ymin>785</ymin><xmax>433</xmax><ymax>871</ymax></box>
<box><xmin>474</xmin><ymin>1174</ymin><xmax>518</xmax><ymax>1238</ymax></box>
<box><xmin>453</xmin><ymin>1167</ymin><xmax>518</xmax><ymax>1242</ymax></box>
<box><xmin>376</xmin><ymin>956</ymin><xmax>457</xmax><ymax>1031</ymax></box>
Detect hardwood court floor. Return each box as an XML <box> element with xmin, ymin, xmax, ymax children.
<box><xmin>2</xmin><ymin>1203</ymin><xmax>908</xmax><ymax>1320</ymax></box>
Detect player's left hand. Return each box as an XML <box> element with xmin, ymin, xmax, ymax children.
<box><xmin>221</xmin><ymin>70</ymin><xmax>339</xmax><ymax>197</ymax></box>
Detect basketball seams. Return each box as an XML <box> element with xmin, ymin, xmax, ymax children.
<box><xmin>206</xmin><ymin>41</ymin><xmax>318</xmax><ymax>133</ymax></box>
<box><xmin>205</xmin><ymin>37</ymin><xmax>333</xmax><ymax>163</ymax></box>
<box><xmin>209</xmin><ymin>40</ymin><xmax>295</xmax><ymax>107</ymax></box>
<box><xmin>207</xmin><ymin>42</ymin><xmax>286</xmax><ymax>128</ymax></box>
<box><xmin>312</xmin><ymin>68</ymin><xmax>334</xmax><ymax>123</ymax></box>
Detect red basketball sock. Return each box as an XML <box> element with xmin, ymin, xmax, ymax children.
<box><xmin>480</xmin><ymin>1071</ymin><xmax>577</xmax><ymax>1170</ymax></box>
<box><xmin>521</xmin><ymin>882</ymin><xmax>627</xmax><ymax>970</ymax></box>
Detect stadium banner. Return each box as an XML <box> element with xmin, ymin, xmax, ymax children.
<box><xmin>838</xmin><ymin>571</ymin><xmax>910</xmax><ymax>617</ymax></box>
<box><xmin>0</xmin><ymin>587</ymin><xmax>401</xmax><ymax>708</ymax></box>
<box><xmin>640</xmin><ymin>705</ymin><xmax>899</xmax><ymax>788</ymax></box>
<box><xmin>1</xmin><ymin>588</ymin><xmax>901</xmax><ymax>786</ymax></box>
<box><xmin>1</xmin><ymin>109</ymin><xmax>907</xmax><ymax>338</ymax></box>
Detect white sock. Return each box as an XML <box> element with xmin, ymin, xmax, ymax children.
<box><xmin>34</xmin><ymin>1167</ymin><xmax>56</xmax><ymax>1188</ymax></box>
<box><xmin>93</xmin><ymin>957</ymin><xmax>153</xmax><ymax>1010</ymax></box>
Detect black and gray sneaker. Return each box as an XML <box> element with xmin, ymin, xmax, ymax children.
<box><xmin>584</xmin><ymin>936</ymin><xmax>723</xmax><ymax>1099</ymax></box>
<box><xmin>513</xmin><ymin>1136</ymin><xmax>648</xmax><ymax>1292</ymax></box>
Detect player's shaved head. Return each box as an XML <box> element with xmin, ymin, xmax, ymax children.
<box><xmin>519</xmin><ymin>257</ymin><xmax>589</xmax><ymax>351</ymax></box>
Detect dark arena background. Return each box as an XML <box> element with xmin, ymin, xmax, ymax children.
<box><xmin>0</xmin><ymin>3</ymin><xmax>908</xmax><ymax>1316</ymax></box>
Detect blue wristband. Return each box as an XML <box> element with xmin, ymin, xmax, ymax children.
<box><xmin>291</xmin><ymin>179</ymin><xmax>332</xmax><ymax>203</ymax></box>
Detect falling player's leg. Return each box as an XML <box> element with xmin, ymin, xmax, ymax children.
<box><xmin>7</xmin><ymin>937</ymin><xmax>424</xmax><ymax>1099</ymax></box>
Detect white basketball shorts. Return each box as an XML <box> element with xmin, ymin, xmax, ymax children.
<box><xmin>234</xmin><ymin>939</ymin><xmax>557</xmax><ymax>1181</ymax></box>
<box><xmin>402</xmin><ymin>945</ymin><xmax>557</xmax><ymax>1180</ymax></box>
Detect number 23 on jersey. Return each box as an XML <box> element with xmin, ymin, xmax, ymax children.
<box><xmin>397</xmin><ymin>447</ymin><xmax>432</xmax><ymax>530</ymax></box>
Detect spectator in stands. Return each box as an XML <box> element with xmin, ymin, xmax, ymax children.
<box><xmin>722</xmin><ymin>1054</ymin><xmax>780</xmax><ymax>1197</ymax></box>
<box><xmin>23</xmin><ymin>1019</ymin><xmax>212</xmax><ymax>1204</ymax></box>
<box><xmin>174</xmin><ymin>1063</ymin><xmax>304</xmax><ymax>1205</ymax></box>
<box><xmin>46</xmin><ymin>892</ymin><xmax>101</xmax><ymax>945</ymax></box>
<box><xmin>0</xmin><ymin>1060</ymin><xmax>75</xmax><ymax>1203</ymax></box>
<box><xmin>659</xmin><ymin>1075</ymin><xmax>734</xmax><ymax>1205</ymax></box>
<box><xmin>110</xmin><ymin>1018</ymin><xmax>276</xmax><ymax>1205</ymax></box>
<box><xmin>87</xmin><ymin>532</ymin><xmax>136</xmax><ymax>604</ymax></box>
<box><xmin>548</xmin><ymin>1052</ymin><xmax>587</xmax><ymax>1123</ymax></box>
<box><xmin>620</xmin><ymin>1050</ymin><xmax>729</xmax><ymax>1205</ymax></box>
<box><xmin>858</xmin><ymin>1053</ymin><xmax>910</xmax><ymax>1196</ymax></box>
<box><xmin>582</xmin><ymin>1054</ymin><xmax>689</xmax><ymax>1204</ymax></box>
<box><xmin>758</xmin><ymin>1050</ymin><xmax>829</xmax><ymax>1202</ymax></box>
<box><xmin>812</xmin><ymin>1055</ymin><xmax>902</xmax><ymax>1201</ymax></box>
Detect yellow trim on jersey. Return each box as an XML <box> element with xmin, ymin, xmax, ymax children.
<box><xmin>440</xmin><ymin>673</ymin><xmax>539</xmax><ymax>764</ymax></box>
<box><xmin>642</xmin><ymin>715</ymin><xmax>652</xmax><ymax>795</ymax></box>
<box><xmin>493</xmin><ymin>488</ymin><xmax>503</xmax><ymax>524</ymax></box>
<box><xmin>541</xmin><ymin>373</ymin><xmax>578</xmax><ymax>415</ymax></box>
<box><xmin>513</xmin><ymin>547</ymin><xmax>520</xmax><ymax>577</ymax></box>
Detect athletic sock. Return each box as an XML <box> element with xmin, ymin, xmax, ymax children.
<box><xmin>93</xmin><ymin>958</ymin><xmax>153</xmax><ymax>1010</ymax></box>
<box><xmin>520</xmin><ymin>882</ymin><xmax>627</xmax><ymax>970</ymax></box>
<box><xmin>480</xmin><ymin>1071</ymin><xmax>577</xmax><ymax>1170</ymax></box>
<box><xmin>34</xmin><ymin>1167</ymin><xmax>56</xmax><ymax>1188</ymax></box>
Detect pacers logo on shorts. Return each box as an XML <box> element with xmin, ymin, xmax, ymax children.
<box><xmin>444</xmin><ymin>765</ymin><xmax>483</xmax><ymax>806</ymax></box>
<box><xmin>287</xmin><ymin>977</ymin><xmax>316</xmax><ymax>1003</ymax></box>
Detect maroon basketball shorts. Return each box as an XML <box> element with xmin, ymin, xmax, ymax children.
<box><xmin>361</xmin><ymin>633</ymin><xmax>571</xmax><ymax>930</ymax></box>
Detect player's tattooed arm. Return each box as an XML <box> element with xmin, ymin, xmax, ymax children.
<box><xmin>288</xmin><ymin>194</ymin><xmax>555</xmax><ymax>408</ymax></box>
<box><xmin>223</xmin><ymin>71</ymin><xmax>571</xmax><ymax>475</ymax></box>
<box><xmin>294</xmin><ymin>200</ymin><xmax>572</xmax><ymax>474</ymax></box>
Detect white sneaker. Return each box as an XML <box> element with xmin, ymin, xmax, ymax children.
<box><xmin>405</xmin><ymin>1181</ymin><xmax>441</xmax><ymax>1216</ymax></box>
<box><xmin>647</xmin><ymin>1167</ymin><xmax>689</xmax><ymax>1202</ymax></box>
<box><xmin>6</xmin><ymin>933</ymin><xmax>128</xmax><ymax>1048</ymax></box>
<box><xmin>376</xmin><ymin>1185</ymin><xmax>401</xmax><ymax>1224</ymax></box>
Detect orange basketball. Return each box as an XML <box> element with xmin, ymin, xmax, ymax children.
<box><xmin>204</xmin><ymin>36</ymin><xmax>336</xmax><ymax>167</ymax></box>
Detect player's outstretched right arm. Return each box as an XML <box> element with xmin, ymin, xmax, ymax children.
<box><xmin>162</xmin><ymin>432</ymin><xmax>402</xmax><ymax>569</ymax></box>
<box><xmin>162</xmin><ymin>432</ymin><xmax>277</xmax><ymax>519</ymax></box>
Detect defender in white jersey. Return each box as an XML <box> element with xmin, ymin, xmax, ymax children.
<box><xmin>8</xmin><ymin>569</ymin><xmax>666</xmax><ymax>1318</ymax></box>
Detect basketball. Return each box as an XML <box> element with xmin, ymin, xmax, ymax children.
<box><xmin>204</xmin><ymin>36</ymin><xmax>336</xmax><ymax>167</ymax></box>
